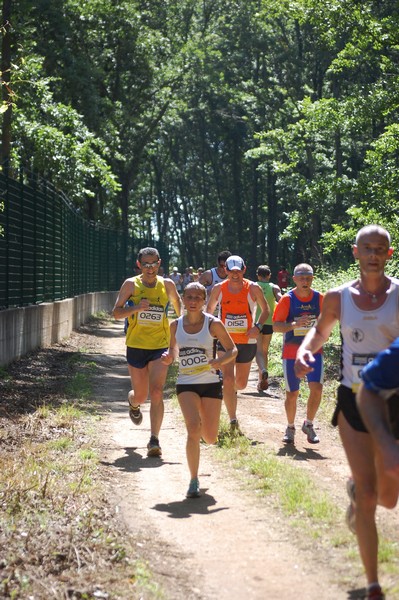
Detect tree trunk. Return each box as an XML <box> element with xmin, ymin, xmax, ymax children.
<box><xmin>266</xmin><ymin>166</ymin><xmax>278</xmax><ymax>276</ymax></box>
<box><xmin>1</xmin><ymin>0</ymin><xmax>12</xmax><ymax>169</ymax></box>
<box><xmin>249</xmin><ymin>160</ymin><xmax>259</xmax><ymax>278</ymax></box>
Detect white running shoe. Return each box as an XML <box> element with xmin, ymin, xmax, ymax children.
<box><xmin>283</xmin><ymin>426</ymin><xmax>295</xmax><ymax>443</ymax></box>
<box><xmin>301</xmin><ymin>421</ymin><xmax>320</xmax><ymax>443</ymax></box>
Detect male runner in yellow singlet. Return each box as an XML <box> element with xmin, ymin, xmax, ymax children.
<box><xmin>113</xmin><ymin>247</ymin><xmax>182</xmax><ymax>457</ymax></box>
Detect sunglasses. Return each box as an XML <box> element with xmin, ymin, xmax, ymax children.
<box><xmin>141</xmin><ymin>261</ymin><xmax>160</xmax><ymax>269</ymax></box>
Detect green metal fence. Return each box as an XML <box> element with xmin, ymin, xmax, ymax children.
<box><xmin>0</xmin><ymin>168</ymin><xmax>165</xmax><ymax>310</ymax></box>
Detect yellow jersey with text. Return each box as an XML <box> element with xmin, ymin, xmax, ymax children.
<box><xmin>125</xmin><ymin>275</ymin><xmax>170</xmax><ymax>349</ymax></box>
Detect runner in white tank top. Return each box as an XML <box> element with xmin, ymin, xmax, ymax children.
<box><xmin>161</xmin><ymin>282</ymin><xmax>237</xmax><ymax>499</ymax></box>
<box><xmin>199</xmin><ymin>250</ymin><xmax>231</xmax><ymax>298</ymax></box>
<box><xmin>294</xmin><ymin>225</ymin><xmax>399</xmax><ymax>600</ymax></box>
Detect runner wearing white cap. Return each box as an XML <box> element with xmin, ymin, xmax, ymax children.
<box><xmin>206</xmin><ymin>255</ymin><xmax>269</xmax><ymax>433</ymax></box>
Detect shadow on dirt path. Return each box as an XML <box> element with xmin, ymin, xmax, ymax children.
<box><xmin>84</xmin><ymin>320</ymin><xmax>397</xmax><ymax>600</ymax></box>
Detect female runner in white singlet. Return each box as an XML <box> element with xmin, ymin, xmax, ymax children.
<box><xmin>161</xmin><ymin>282</ymin><xmax>237</xmax><ymax>498</ymax></box>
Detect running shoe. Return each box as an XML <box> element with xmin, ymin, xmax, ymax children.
<box><xmin>257</xmin><ymin>370</ymin><xmax>269</xmax><ymax>392</ymax></box>
<box><xmin>129</xmin><ymin>404</ymin><xmax>143</xmax><ymax>426</ymax></box>
<box><xmin>186</xmin><ymin>478</ymin><xmax>201</xmax><ymax>498</ymax></box>
<box><xmin>230</xmin><ymin>419</ymin><xmax>244</xmax><ymax>436</ymax></box>
<box><xmin>301</xmin><ymin>421</ymin><xmax>320</xmax><ymax>443</ymax></box>
<box><xmin>283</xmin><ymin>425</ymin><xmax>295</xmax><ymax>443</ymax></box>
<box><xmin>147</xmin><ymin>435</ymin><xmax>162</xmax><ymax>457</ymax></box>
<box><xmin>366</xmin><ymin>584</ymin><xmax>385</xmax><ymax>599</ymax></box>
<box><xmin>346</xmin><ymin>477</ymin><xmax>356</xmax><ymax>534</ymax></box>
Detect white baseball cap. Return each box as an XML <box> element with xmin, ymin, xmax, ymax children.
<box><xmin>226</xmin><ymin>255</ymin><xmax>245</xmax><ymax>271</ymax></box>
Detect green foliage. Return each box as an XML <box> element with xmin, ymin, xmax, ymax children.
<box><xmin>321</xmin><ymin>206</ymin><xmax>399</xmax><ymax>274</ymax></box>
<box><xmin>359</xmin><ymin>123</ymin><xmax>399</xmax><ymax>213</ymax></box>
<box><xmin>312</xmin><ymin>264</ymin><xmax>359</xmax><ymax>293</ymax></box>
<box><xmin>2</xmin><ymin>0</ymin><xmax>399</xmax><ymax>270</ymax></box>
<box><xmin>65</xmin><ymin>373</ymin><xmax>93</xmax><ymax>401</ymax></box>
<box><xmin>216</xmin><ymin>441</ymin><xmax>339</xmax><ymax>527</ymax></box>
<box><xmin>12</xmin><ymin>56</ymin><xmax>120</xmax><ymax>213</ymax></box>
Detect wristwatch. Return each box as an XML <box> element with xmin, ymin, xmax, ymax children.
<box><xmin>255</xmin><ymin>322</ymin><xmax>263</xmax><ymax>331</ymax></box>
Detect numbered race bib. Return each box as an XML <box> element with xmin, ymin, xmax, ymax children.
<box><xmin>225</xmin><ymin>313</ymin><xmax>248</xmax><ymax>335</ymax></box>
<box><xmin>179</xmin><ymin>347</ymin><xmax>211</xmax><ymax>376</ymax></box>
<box><xmin>137</xmin><ymin>304</ymin><xmax>164</xmax><ymax>326</ymax></box>
<box><xmin>351</xmin><ymin>353</ymin><xmax>376</xmax><ymax>392</ymax></box>
<box><xmin>293</xmin><ymin>314</ymin><xmax>316</xmax><ymax>337</ymax></box>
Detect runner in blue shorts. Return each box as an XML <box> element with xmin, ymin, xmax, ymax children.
<box><xmin>273</xmin><ymin>263</ymin><xmax>324</xmax><ymax>444</ymax></box>
<box><xmin>283</xmin><ymin>353</ymin><xmax>323</xmax><ymax>392</ymax></box>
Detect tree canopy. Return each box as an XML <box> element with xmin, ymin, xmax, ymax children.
<box><xmin>1</xmin><ymin>0</ymin><xmax>399</xmax><ymax>275</ymax></box>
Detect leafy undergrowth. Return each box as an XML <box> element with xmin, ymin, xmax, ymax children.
<box><xmin>0</xmin><ymin>318</ymin><xmax>160</xmax><ymax>600</ymax></box>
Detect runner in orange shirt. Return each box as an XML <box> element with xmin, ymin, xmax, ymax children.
<box><xmin>207</xmin><ymin>255</ymin><xmax>269</xmax><ymax>433</ymax></box>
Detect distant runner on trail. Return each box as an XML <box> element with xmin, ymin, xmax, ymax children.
<box><xmin>255</xmin><ymin>265</ymin><xmax>282</xmax><ymax>392</ymax></box>
<box><xmin>273</xmin><ymin>263</ymin><xmax>324</xmax><ymax>445</ymax></box>
<box><xmin>112</xmin><ymin>247</ymin><xmax>182</xmax><ymax>458</ymax></box>
<box><xmin>161</xmin><ymin>282</ymin><xmax>237</xmax><ymax>498</ymax></box>
<box><xmin>295</xmin><ymin>225</ymin><xmax>399</xmax><ymax>600</ymax></box>
<box><xmin>199</xmin><ymin>250</ymin><xmax>231</xmax><ymax>299</ymax></box>
<box><xmin>277</xmin><ymin>266</ymin><xmax>290</xmax><ymax>293</ymax></box>
<box><xmin>169</xmin><ymin>266</ymin><xmax>183</xmax><ymax>294</ymax></box>
<box><xmin>206</xmin><ymin>255</ymin><xmax>269</xmax><ymax>434</ymax></box>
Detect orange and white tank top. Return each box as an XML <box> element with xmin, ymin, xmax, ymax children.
<box><xmin>217</xmin><ymin>279</ymin><xmax>257</xmax><ymax>344</ymax></box>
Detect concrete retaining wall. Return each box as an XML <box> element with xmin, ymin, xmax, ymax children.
<box><xmin>0</xmin><ymin>291</ymin><xmax>118</xmax><ymax>366</ymax></box>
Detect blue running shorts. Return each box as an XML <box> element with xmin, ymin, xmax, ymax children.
<box><xmin>283</xmin><ymin>353</ymin><xmax>323</xmax><ymax>392</ymax></box>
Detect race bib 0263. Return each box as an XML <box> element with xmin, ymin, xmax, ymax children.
<box><xmin>137</xmin><ymin>304</ymin><xmax>164</xmax><ymax>326</ymax></box>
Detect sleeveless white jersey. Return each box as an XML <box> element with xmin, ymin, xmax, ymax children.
<box><xmin>175</xmin><ymin>313</ymin><xmax>221</xmax><ymax>385</ymax></box>
<box><xmin>340</xmin><ymin>279</ymin><xmax>399</xmax><ymax>391</ymax></box>
<box><xmin>211</xmin><ymin>267</ymin><xmax>227</xmax><ymax>286</ymax></box>
<box><xmin>206</xmin><ymin>267</ymin><xmax>227</xmax><ymax>297</ymax></box>
<box><xmin>169</xmin><ymin>272</ymin><xmax>182</xmax><ymax>291</ymax></box>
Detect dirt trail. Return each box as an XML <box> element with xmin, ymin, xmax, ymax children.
<box><xmin>83</xmin><ymin>320</ymin><xmax>398</xmax><ymax>600</ymax></box>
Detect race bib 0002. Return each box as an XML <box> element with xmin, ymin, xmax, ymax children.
<box><xmin>179</xmin><ymin>347</ymin><xmax>211</xmax><ymax>376</ymax></box>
